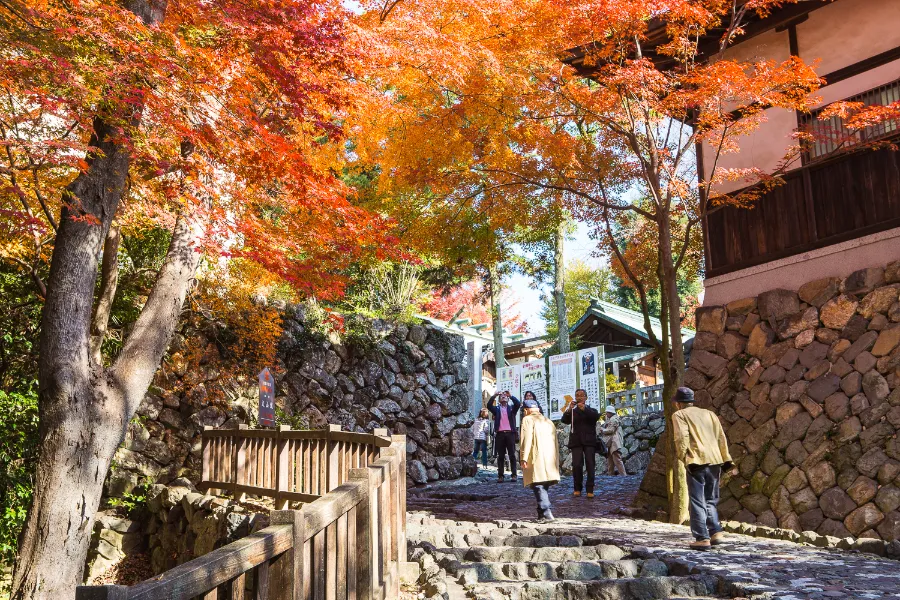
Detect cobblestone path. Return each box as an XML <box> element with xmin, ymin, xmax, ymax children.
<box><xmin>408</xmin><ymin>470</ymin><xmax>900</xmax><ymax>599</ymax></box>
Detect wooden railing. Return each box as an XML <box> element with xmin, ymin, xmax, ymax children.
<box><xmin>76</xmin><ymin>434</ymin><xmax>407</xmax><ymax>600</ymax></box>
<box><xmin>201</xmin><ymin>424</ymin><xmax>392</xmax><ymax>508</ymax></box>
<box><xmin>606</xmin><ymin>383</ymin><xmax>664</xmax><ymax>414</ymax></box>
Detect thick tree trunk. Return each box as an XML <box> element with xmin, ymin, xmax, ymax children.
<box><xmin>11</xmin><ymin>4</ymin><xmax>180</xmax><ymax>597</ymax></box>
<box><xmin>553</xmin><ymin>220</ymin><xmax>570</xmax><ymax>354</ymax></box>
<box><xmin>488</xmin><ymin>264</ymin><xmax>505</xmax><ymax>370</ymax></box>
<box><xmin>658</xmin><ymin>218</ymin><xmax>689</xmax><ymax>525</ymax></box>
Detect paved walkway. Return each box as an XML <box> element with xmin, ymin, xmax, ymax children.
<box><xmin>409</xmin><ymin>470</ymin><xmax>900</xmax><ymax>599</ymax></box>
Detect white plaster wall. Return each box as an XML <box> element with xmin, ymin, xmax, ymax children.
<box><xmin>701</xmin><ymin>0</ymin><xmax>900</xmax><ymax>194</ymax></box>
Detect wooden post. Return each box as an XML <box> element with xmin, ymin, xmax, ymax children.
<box><xmin>391</xmin><ymin>436</ymin><xmax>407</xmax><ymax>561</ymax></box>
<box><xmin>201</xmin><ymin>426</ymin><xmax>212</xmax><ymax>490</ymax></box>
<box><xmin>349</xmin><ymin>468</ymin><xmax>372</xmax><ymax>600</ymax></box>
<box><xmin>326</xmin><ymin>424</ymin><xmax>342</xmax><ymax>492</ymax></box>
<box><xmin>75</xmin><ymin>586</ymin><xmax>129</xmax><ymax>600</ymax></box>
<box><xmin>271</xmin><ymin>509</ymin><xmax>306</xmax><ymax>600</ymax></box>
<box><xmin>235</xmin><ymin>424</ymin><xmax>249</xmax><ymax>501</ymax></box>
<box><xmin>276</xmin><ymin>426</ymin><xmax>291</xmax><ymax>509</ymax></box>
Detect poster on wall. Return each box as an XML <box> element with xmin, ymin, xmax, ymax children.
<box><xmin>520</xmin><ymin>359</ymin><xmax>548</xmax><ymax>414</ymax></box>
<box><xmin>577</xmin><ymin>346</ymin><xmax>606</xmax><ymax>411</ymax></box>
<box><xmin>548</xmin><ymin>352</ymin><xmax>577</xmax><ymax>420</ymax></box>
<box><xmin>496</xmin><ymin>364</ymin><xmax>521</xmax><ymax>398</ymax></box>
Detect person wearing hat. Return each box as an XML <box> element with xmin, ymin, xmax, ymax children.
<box><xmin>600</xmin><ymin>405</ymin><xmax>627</xmax><ymax>476</ymax></box>
<box><xmin>671</xmin><ymin>386</ymin><xmax>734</xmax><ymax>550</ymax></box>
<box><xmin>519</xmin><ymin>398</ymin><xmax>560</xmax><ymax>522</ymax></box>
<box><xmin>561</xmin><ymin>388</ymin><xmax>600</xmax><ymax>497</ymax></box>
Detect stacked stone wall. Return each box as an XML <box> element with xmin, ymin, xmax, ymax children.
<box><xmin>107</xmin><ymin>307</ymin><xmax>476</xmax><ymax>500</ymax></box>
<box><xmin>556</xmin><ymin>411</ymin><xmax>665</xmax><ymax>475</ymax></box>
<box><xmin>87</xmin><ymin>482</ymin><xmax>267</xmax><ymax>581</ymax></box>
<box><xmin>635</xmin><ymin>260</ymin><xmax>900</xmax><ymax>542</ymax></box>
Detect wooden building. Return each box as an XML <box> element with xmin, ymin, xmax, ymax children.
<box><xmin>569</xmin><ymin>0</ymin><xmax>900</xmax><ymax>305</ymax></box>
<box><xmin>570</xmin><ymin>299</ymin><xmax>695</xmax><ymax>386</ymax></box>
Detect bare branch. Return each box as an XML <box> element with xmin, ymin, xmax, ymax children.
<box><xmin>90</xmin><ymin>225</ymin><xmax>120</xmax><ymax>365</ymax></box>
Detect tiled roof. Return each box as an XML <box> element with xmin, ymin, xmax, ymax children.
<box><xmin>571</xmin><ymin>299</ymin><xmax>695</xmax><ymax>344</ymax></box>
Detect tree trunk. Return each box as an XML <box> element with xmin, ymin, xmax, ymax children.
<box><xmin>553</xmin><ymin>220</ymin><xmax>570</xmax><ymax>354</ymax></box>
<box><xmin>658</xmin><ymin>217</ymin><xmax>689</xmax><ymax>525</ymax></box>
<box><xmin>488</xmin><ymin>264</ymin><xmax>505</xmax><ymax>370</ymax></box>
<box><xmin>11</xmin><ymin>4</ymin><xmax>182</xmax><ymax>597</ymax></box>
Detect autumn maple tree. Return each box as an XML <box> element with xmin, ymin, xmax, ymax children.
<box><xmin>1</xmin><ymin>0</ymin><xmax>397</xmax><ymax>597</ymax></box>
<box><xmin>349</xmin><ymin>0</ymin><xmax>830</xmax><ymax>521</ymax></box>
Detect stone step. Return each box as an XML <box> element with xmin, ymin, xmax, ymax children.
<box><xmin>436</xmin><ymin>543</ymin><xmax>628</xmax><ymax>564</ymax></box>
<box><xmin>451</xmin><ymin>558</ymin><xmax>669</xmax><ymax>584</ymax></box>
<box><xmin>465</xmin><ymin>575</ymin><xmax>720</xmax><ymax>600</ymax></box>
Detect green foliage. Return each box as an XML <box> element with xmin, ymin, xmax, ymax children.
<box><xmin>339</xmin><ymin>262</ymin><xmax>429</xmax><ymax>324</ymax></box>
<box><xmin>0</xmin><ymin>386</ymin><xmax>39</xmax><ymax>564</ymax></box>
<box><xmin>606</xmin><ymin>373</ymin><xmax>632</xmax><ymax>393</ymax></box>
<box><xmin>106</xmin><ymin>479</ymin><xmax>152</xmax><ymax>519</ymax></box>
<box><xmin>540</xmin><ymin>259</ymin><xmax>612</xmax><ymax>338</ymax></box>
<box><xmin>275</xmin><ymin>407</ymin><xmax>310</xmax><ymax>430</ymax></box>
<box><xmin>607</xmin><ymin>273</ymin><xmax>702</xmax><ymax>324</ymax></box>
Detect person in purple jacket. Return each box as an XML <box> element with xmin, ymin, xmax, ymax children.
<box><xmin>487</xmin><ymin>390</ymin><xmax>521</xmax><ymax>482</ymax></box>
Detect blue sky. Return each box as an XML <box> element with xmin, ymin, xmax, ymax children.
<box><xmin>506</xmin><ymin>220</ymin><xmax>608</xmax><ymax>335</ymax></box>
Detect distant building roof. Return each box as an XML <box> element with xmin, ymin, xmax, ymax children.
<box><xmin>570</xmin><ymin>299</ymin><xmax>695</xmax><ymax>350</ymax></box>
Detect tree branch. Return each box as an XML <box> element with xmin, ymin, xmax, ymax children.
<box><xmin>111</xmin><ymin>211</ymin><xmax>204</xmax><ymax>414</ymax></box>
<box><xmin>90</xmin><ymin>224</ymin><xmax>120</xmax><ymax>365</ymax></box>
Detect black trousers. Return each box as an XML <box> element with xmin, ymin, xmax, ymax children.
<box><xmin>571</xmin><ymin>446</ymin><xmax>596</xmax><ymax>493</ymax></box>
<box><xmin>495</xmin><ymin>431</ymin><xmax>517</xmax><ymax>479</ymax></box>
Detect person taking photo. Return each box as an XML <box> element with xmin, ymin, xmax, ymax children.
<box><xmin>487</xmin><ymin>390</ymin><xmax>521</xmax><ymax>482</ymax></box>
<box><xmin>519</xmin><ymin>398</ymin><xmax>559</xmax><ymax>523</ymax></box>
<box><xmin>560</xmin><ymin>388</ymin><xmax>599</xmax><ymax>497</ymax></box>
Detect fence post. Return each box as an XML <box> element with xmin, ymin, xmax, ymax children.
<box><xmin>276</xmin><ymin>425</ymin><xmax>291</xmax><ymax>509</ymax></box>
<box><xmin>234</xmin><ymin>424</ymin><xmax>248</xmax><ymax>502</ymax></box>
<box><xmin>350</xmin><ymin>467</ymin><xmax>373</xmax><ymax>600</ymax></box>
<box><xmin>271</xmin><ymin>508</ymin><xmax>306</xmax><ymax>600</ymax></box>
<box><xmin>391</xmin><ymin>435</ymin><xmax>407</xmax><ymax>561</ymax></box>
<box><xmin>75</xmin><ymin>586</ymin><xmax>128</xmax><ymax>600</ymax></box>
<box><xmin>201</xmin><ymin>426</ymin><xmax>212</xmax><ymax>490</ymax></box>
<box><xmin>326</xmin><ymin>424</ymin><xmax>342</xmax><ymax>492</ymax></box>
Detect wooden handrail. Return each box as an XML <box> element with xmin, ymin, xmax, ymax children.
<box><xmin>199</xmin><ymin>424</ymin><xmax>393</xmax><ymax>508</ymax></box>
<box><xmin>77</xmin><ymin>433</ymin><xmax>408</xmax><ymax>600</ymax></box>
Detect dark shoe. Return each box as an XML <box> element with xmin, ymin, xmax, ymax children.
<box><xmin>710</xmin><ymin>531</ymin><xmax>726</xmax><ymax>546</ymax></box>
<box><xmin>497</xmin><ymin>476</ymin><xmax>505</xmax><ymax>483</ymax></box>
<box><xmin>689</xmin><ymin>539</ymin><xmax>711</xmax><ymax>551</ymax></box>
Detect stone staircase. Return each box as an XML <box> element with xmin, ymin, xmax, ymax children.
<box><xmin>407</xmin><ymin>514</ymin><xmax>727</xmax><ymax>600</ymax></box>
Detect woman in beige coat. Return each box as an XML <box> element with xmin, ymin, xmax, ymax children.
<box><xmin>519</xmin><ymin>399</ymin><xmax>561</xmax><ymax>522</ymax></box>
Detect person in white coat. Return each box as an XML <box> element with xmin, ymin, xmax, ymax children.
<box><xmin>519</xmin><ymin>399</ymin><xmax>561</xmax><ymax>522</ymax></box>
<box><xmin>600</xmin><ymin>405</ymin><xmax>627</xmax><ymax>476</ymax></box>
<box><xmin>471</xmin><ymin>408</ymin><xmax>491</xmax><ymax>468</ymax></box>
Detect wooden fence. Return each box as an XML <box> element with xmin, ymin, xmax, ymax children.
<box><xmin>201</xmin><ymin>424</ymin><xmax>393</xmax><ymax>508</ymax></box>
<box><xmin>76</xmin><ymin>431</ymin><xmax>407</xmax><ymax>600</ymax></box>
<box><xmin>606</xmin><ymin>383</ymin><xmax>665</xmax><ymax>414</ymax></box>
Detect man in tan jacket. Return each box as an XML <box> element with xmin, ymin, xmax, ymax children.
<box><xmin>672</xmin><ymin>387</ymin><xmax>733</xmax><ymax>550</ymax></box>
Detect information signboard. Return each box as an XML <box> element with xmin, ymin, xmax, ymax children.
<box><xmin>496</xmin><ymin>364</ymin><xmax>521</xmax><ymax>398</ymax></box>
<box><xmin>577</xmin><ymin>346</ymin><xmax>606</xmax><ymax>411</ymax></box>
<box><xmin>258</xmin><ymin>367</ymin><xmax>276</xmax><ymax>427</ymax></box>
<box><xmin>520</xmin><ymin>359</ymin><xmax>548</xmax><ymax>414</ymax></box>
<box><xmin>548</xmin><ymin>352</ymin><xmax>577</xmax><ymax>420</ymax></box>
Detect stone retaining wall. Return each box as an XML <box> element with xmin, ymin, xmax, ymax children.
<box><xmin>557</xmin><ymin>412</ymin><xmax>665</xmax><ymax>475</ymax></box>
<box><xmin>87</xmin><ymin>482</ymin><xmax>267</xmax><ymax>581</ymax></box>
<box><xmin>106</xmin><ymin>307</ymin><xmax>476</xmax><ymax>503</ymax></box>
<box><xmin>635</xmin><ymin>260</ymin><xmax>900</xmax><ymax>542</ymax></box>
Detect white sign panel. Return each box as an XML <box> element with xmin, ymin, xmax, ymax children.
<box><xmin>577</xmin><ymin>347</ymin><xmax>605</xmax><ymax>411</ymax></box>
<box><xmin>520</xmin><ymin>359</ymin><xmax>548</xmax><ymax>415</ymax></box>
<box><xmin>496</xmin><ymin>364</ymin><xmax>521</xmax><ymax>398</ymax></box>
<box><xmin>548</xmin><ymin>352</ymin><xmax>577</xmax><ymax>420</ymax></box>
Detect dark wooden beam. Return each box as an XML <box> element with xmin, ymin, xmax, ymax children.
<box><xmin>820</xmin><ymin>44</ymin><xmax>900</xmax><ymax>87</ymax></box>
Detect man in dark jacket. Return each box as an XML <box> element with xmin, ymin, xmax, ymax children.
<box><xmin>561</xmin><ymin>388</ymin><xmax>600</xmax><ymax>497</ymax></box>
<box><xmin>487</xmin><ymin>390</ymin><xmax>521</xmax><ymax>482</ymax></box>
